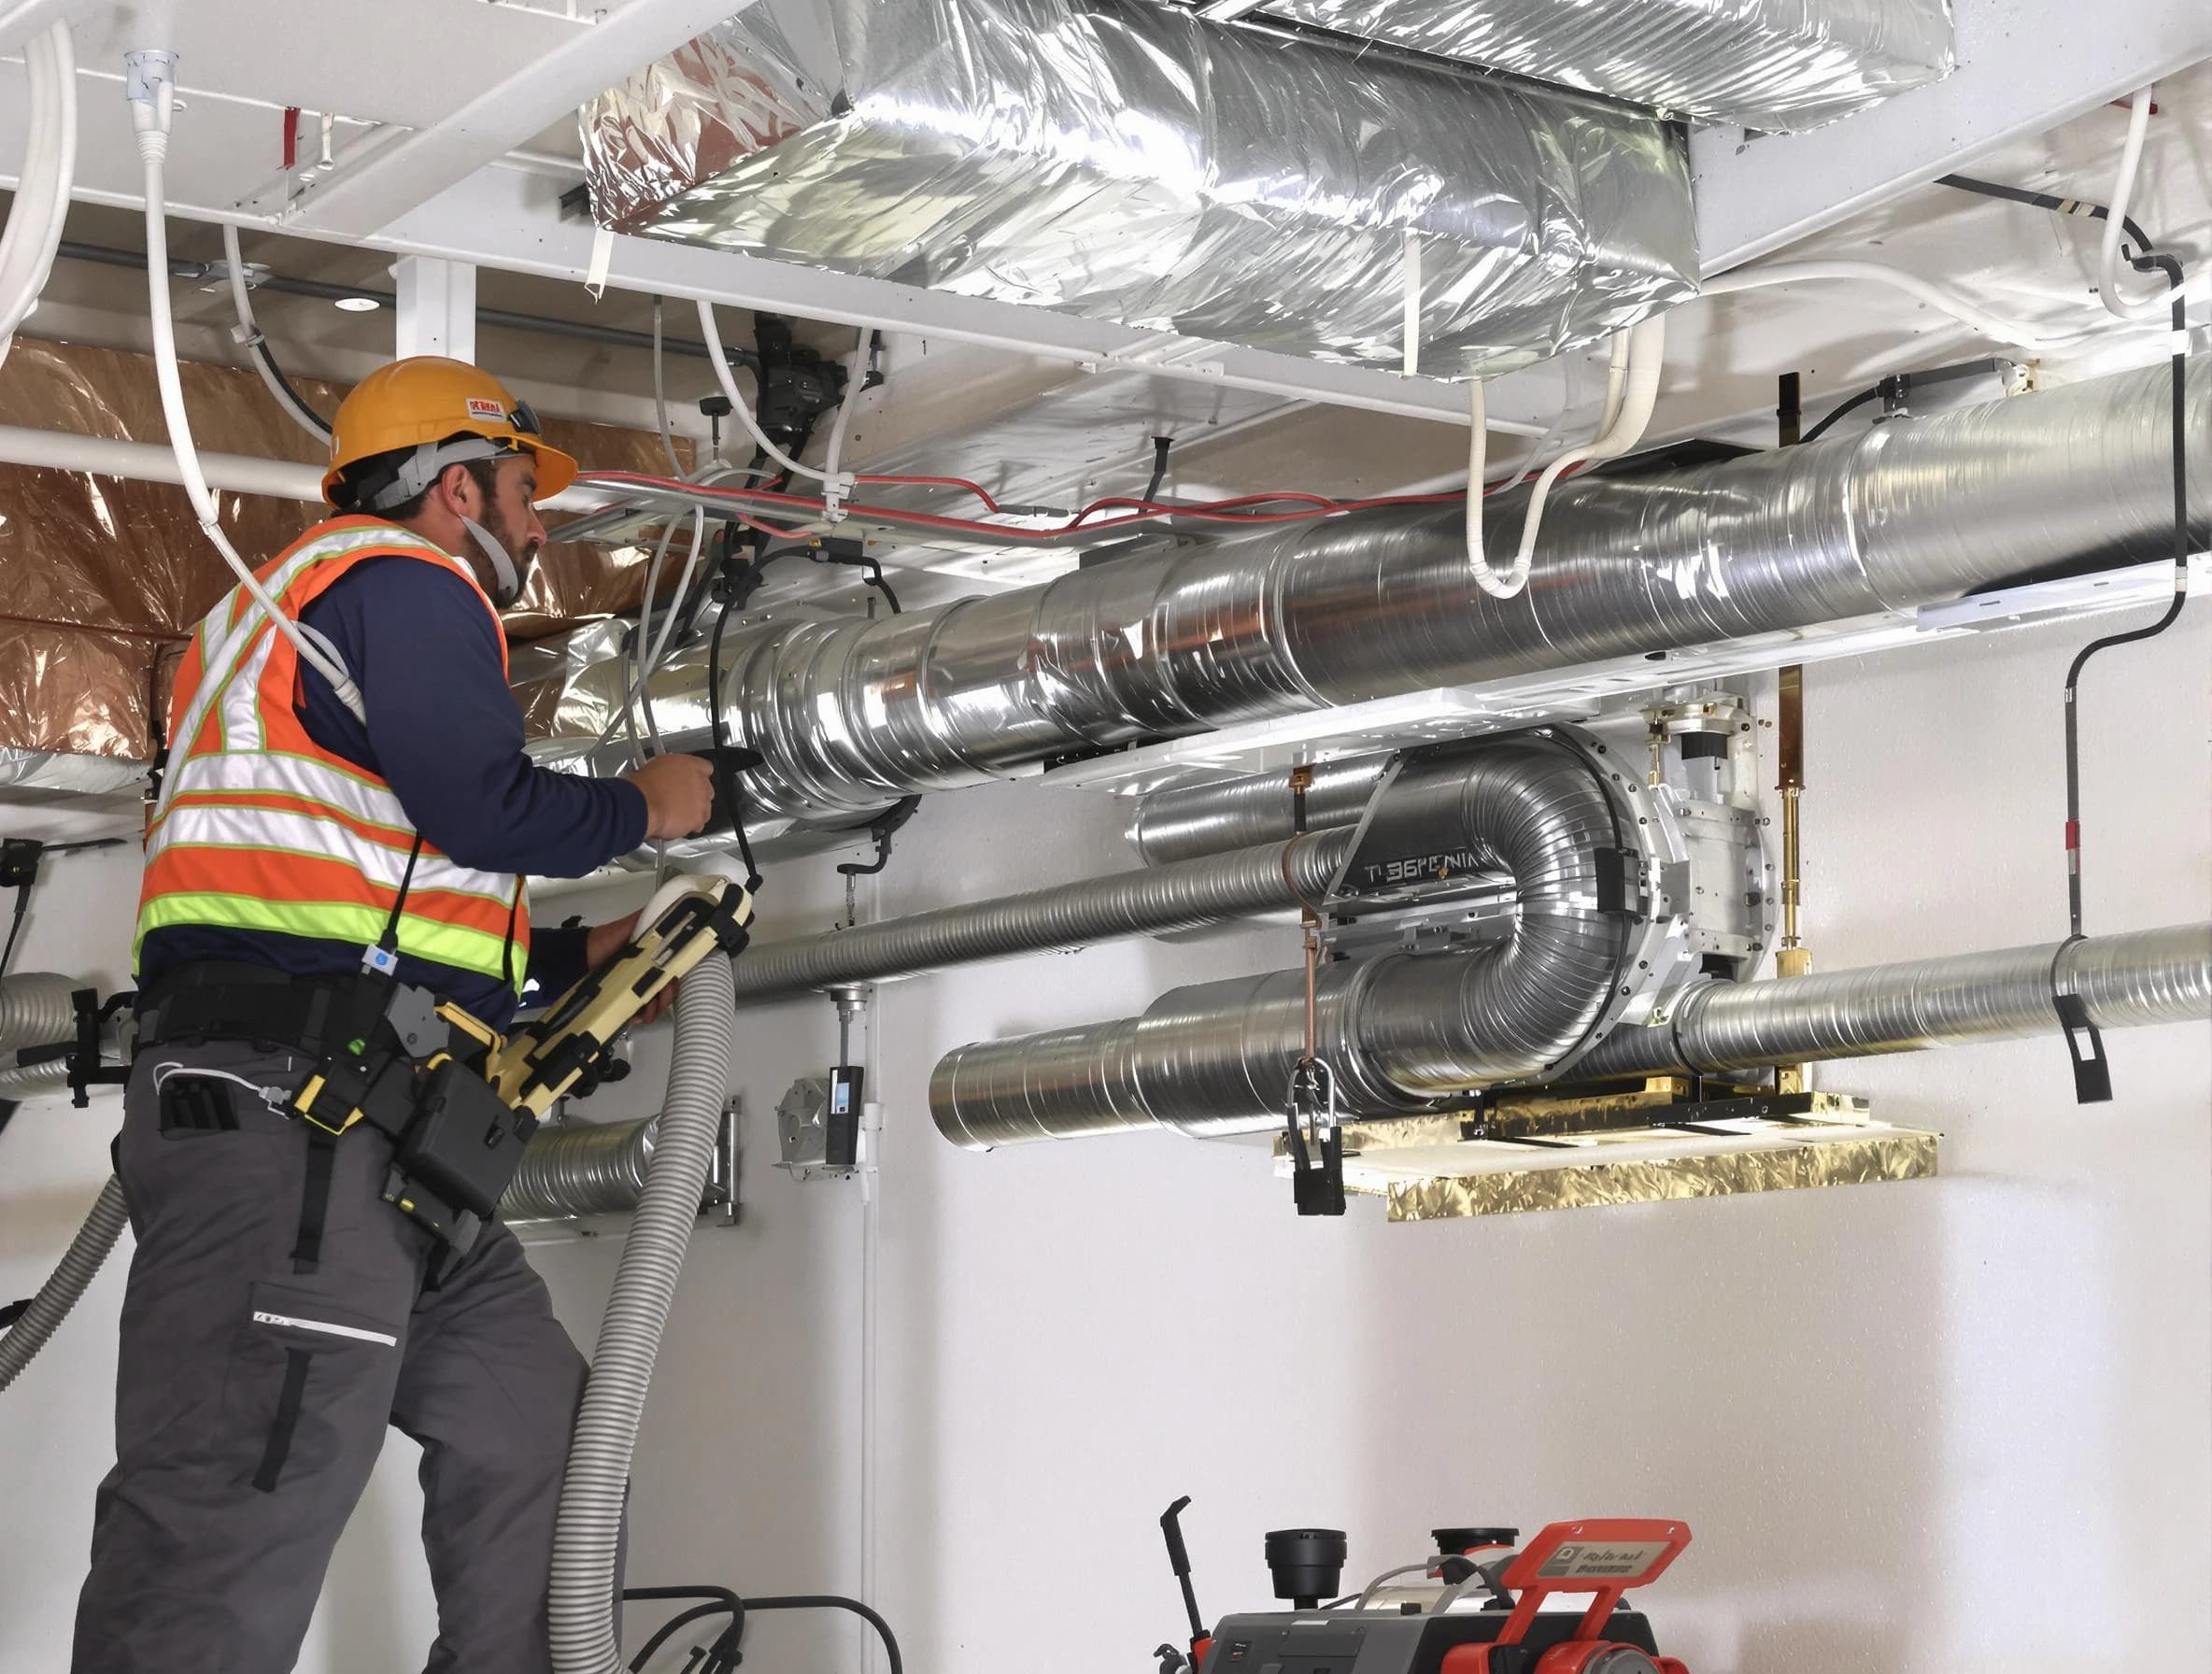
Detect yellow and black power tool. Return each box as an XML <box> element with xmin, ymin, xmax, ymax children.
<box><xmin>291</xmin><ymin>873</ymin><xmax>754</xmax><ymax>1254</ymax></box>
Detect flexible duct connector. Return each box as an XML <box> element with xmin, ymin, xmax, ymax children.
<box><xmin>0</xmin><ymin>973</ymin><xmax>83</xmax><ymax>1055</ymax></box>
<box><xmin>1130</xmin><ymin>759</ymin><xmax>1389</xmax><ymax>867</ymax></box>
<box><xmin>0</xmin><ymin>1057</ymin><xmax>72</xmax><ymax>1099</ymax></box>
<box><xmin>0</xmin><ymin>1177</ymin><xmax>130</xmax><ymax>1393</ymax></box>
<box><xmin>1575</xmin><ymin>922</ymin><xmax>2212</xmax><ymax>1079</ymax></box>
<box><xmin>550</xmin><ymin>952</ymin><xmax>737</xmax><ymax>1674</ymax></box>
<box><xmin>731</xmin><ymin>829</ymin><xmax>1355</xmax><ymax>1004</ymax></box>
<box><xmin>603</xmin><ymin>361</ymin><xmax>2205</xmax><ymax>830</ymax></box>
<box><xmin>501</xmin><ymin>1118</ymin><xmax>658</xmax><ymax>1223</ymax></box>
<box><xmin>934</xmin><ymin>735</ymin><xmax>1625</xmax><ymax>1146</ymax></box>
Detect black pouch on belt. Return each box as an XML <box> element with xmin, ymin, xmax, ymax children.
<box><xmin>380</xmin><ymin>1057</ymin><xmax>538</xmax><ymax>1256</ymax></box>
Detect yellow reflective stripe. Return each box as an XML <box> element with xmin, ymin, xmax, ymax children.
<box><xmin>166</xmin><ymin>750</ymin><xmax>413</xmax><ymax>833</ymax></box>
<box><xmin>149</xmin><ymin>803</ymin><xmax>519</xmax><ymax>907</ymax></box>
<box><xmin>135</xmin><ymin>893</ymin><xmax>521</xmax><ymax>986</ymax></box>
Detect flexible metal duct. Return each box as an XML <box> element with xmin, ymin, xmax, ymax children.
<box><xmin>552</xmin><ymin>360</ymin><xmax>2204</xmax><ymax>831</ymax></box>
<box><xmin>502</xmin><ymin>1118</ymin><xmax>659</xmax><ymax>1222</ymax></box>
<box><xmin>0</xmin><ymin>972</ymin><xmax>80</xmax><ymax>1053</ymax></box>
<box><xmin>1574</xmin><ymin>922</ymin><xmax>2212</xmax><ymax>1078</ymax></box>
<box><xmin>731</xmin><ymin>827</ymin><xmax>1354</xmax><ymax>1004</ymax></box>
<box><xmin>932</xmin><ymin>923</ymin><xmax>2212</xmax><ymax>1146</ymax></box>
<box><xmin>1247</xmin><ymin>0</ymin><xmax>1955</xmax><ymax>133</ymax></box>
<box><xmin>1130</xmin><ymin>758</ymin><xmax>1389</xmax><ymax>867</ymax></box>
<box><xmin>934</xmin><ymin>734</ymin><xmax>1625</xmax><ymax>1146</ymax></box>
<box><xmin>584</xmin><ymin>0</ymin><xmax>1695</xmax><ymax>377</ymax></box>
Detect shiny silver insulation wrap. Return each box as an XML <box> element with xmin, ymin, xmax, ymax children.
<box><xmin>732</xmin><ymin>829</ymin><xmax>1354</xmax><ymax>1003</ymax></box>
<box><xmin>1249</xmin><ymin>0</ymin><xmax>1955</xmax><ymax>133</ymax></box>
<box><xmin>502</xmin><ymin>1118</ymin><xmax>659</xmax><ymax>1222</ymax></box>
<box><xmin>581</xmin><ymin>0</ymin><xmax>1696</xmax><ymax>377</ymax></box>
<box><xmin>556</xmin><ymin>361</ymin><xmax>2205</xmax><ymax>832</ymax></box>
<box><xmin>933</xmin><ymin>734</ymin><xmax>1626</xmax><ymax>1146</ymax></box>
<box><xmin>1130</xmin><ymin>758</ymin><xmax>1388</xmax><ymax>866</ymax></box>
<box><xmin>934</xmin><ymin>923</ymin><xmax>2212</xmax><ymax>1145</ymax></box>
<box><xmin>1575</xmin><ymin>923</ymin><xmax>2212</xmax><ymax>1078</ymax></box>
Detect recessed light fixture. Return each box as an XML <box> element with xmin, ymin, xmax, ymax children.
<box><xmin>333</xmin><ymin>295</ymin><xmax>381</xmax><ymax>313</ymax></box>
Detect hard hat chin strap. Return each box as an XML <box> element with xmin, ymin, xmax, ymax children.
<box><xmin>459</xmin><ymin>515</ymin><xmax>528</xmax><ymax>607</ymax></box>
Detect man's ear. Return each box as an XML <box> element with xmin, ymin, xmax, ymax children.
<box><xmin>435</xmin><ymin>461</ymin><xmax>479</xmax><ymax>516</ymax></box>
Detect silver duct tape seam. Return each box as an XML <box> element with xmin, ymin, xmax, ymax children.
<box><xmin>583</xmin><ymin>0</ymin><xmax>1697</xmax><ymax>378</ymax></box>
<box><xmin>1252</xmin><ymin>0</ymin><xmax>1954</xmax><ymax>134</ymax></box>
<box><xmin>532</xmin><ymin>360</ymin><xmax>2207</xmax><ymax>833</ymax></box>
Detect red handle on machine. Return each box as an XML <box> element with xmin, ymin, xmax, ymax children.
<box><xmin>1439</xmin><ymin>1520</ymin><xmax>1692</xmax><ymax>1674</ymax></box>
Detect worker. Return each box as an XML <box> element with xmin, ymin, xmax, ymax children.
<box><xmin>71</xmin><ymin>358</ymin><xmax>715</xmax><ymax>1673</ymax></box>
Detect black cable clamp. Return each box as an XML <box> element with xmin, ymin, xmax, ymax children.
<box><xmin>836</xmin><ymin>797</ymin><xmax>921</xmax><ymax>882</ymax></box>
<box><xmin>68</xmin><ymin>987</ymin><xmax>135</xmax><ymax>1110</ymax></box>
<box><xmin>2050</xmin><ymin>938</ymin><xmax>2113</xmax><ymax>1106</ymax></box>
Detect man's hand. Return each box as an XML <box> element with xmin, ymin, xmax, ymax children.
<box><xmin>585</xmin><ymin>911</ymin><xmax>677</xmax><ymax>1025</ymax></box>
<box><xmin>625</xmin><ymin>752</ymin><xmax>715</xmax><ymax>840</ymax></box>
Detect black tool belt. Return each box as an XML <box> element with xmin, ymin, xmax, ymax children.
<box><xmin>135</xmin><ymin>960</ymin><xmax>526</xmax><ymax>1260</ymax></box>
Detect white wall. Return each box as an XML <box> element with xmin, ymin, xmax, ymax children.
<box><xmin>3</xmin><ymin>606</ymin><xmax>2206</xmax><ymax>1674</ymax></box>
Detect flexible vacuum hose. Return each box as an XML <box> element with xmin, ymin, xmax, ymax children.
<box><xmin>549</xmin><ymin>951</ymin><xmax>739</xmax><ymax>1674</ymax></box>
<box><xmin>0</xmin><ymin>1176</ymin><xmax>130</xmax><ymax>1392</ymax></box>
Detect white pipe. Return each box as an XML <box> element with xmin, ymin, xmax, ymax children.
<box><xmin>0</xmin><ymin>21</ymin><xmax>76</xmax><ymax>363</ymax></box>
<box><xmin>1510</xmin><ymin>314</ymin><xmax>1666</xmax><ymax>576</ymax></box>
<box><xmin>1700</xmin><ymin>260</ymin><xmax>2089</xmax><ymax>350</ymax></box>
<box><xmin>129</xmin><ymin>55</ymin><xmax>368</xmax><ymax>724</ymax></box>
<box><xmin>0</xmin><ymin>423</ymin><xmax>608</xmax><ymax>513</ymax></box>
<box><xmin>2097</xmin><ymin>85</ymin><xmax>2168</xmax><ymax>324</ymax></box>
<box><xmin>820</xmin><ymin>329</ymin><xmax>871</xmax><ymax>519</ymax></box>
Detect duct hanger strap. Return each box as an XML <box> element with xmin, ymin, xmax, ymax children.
<box><xmin>2050</xmin><ymin>937</ymin><xmax>2113</xmax><ymax>1105</ymax></box>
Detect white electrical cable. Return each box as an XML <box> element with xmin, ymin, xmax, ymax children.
<box><xmin>650</xmin><ymin>295</ymin><xmax>682</xmax><ymax>475</ymax></box>
<box><xmin>1595</xmin><ymin>328</ymin><xmax>1630</xmax><ymax>435</ymax></box>
<box><xmin>819</xmin><ymin>329</ymin><xmax>872</xmax><ymax>520</ymax></box>
<box><xmin>128</xmin><ymin>54</ymin><xmax>367</xmax><ymax>725</ymax></box>
<box><xmin>1509</xmin><ymin>313</ymin><xmax>1666</xmax><ymax>576</ymax></box>
<box><xmin>220</xmin><ymin>222</ymin><xmax>331</xmax><ymax>441</ymax></box>
<box><xmin>0</xmin><ymin>21</ymin><xmax>78</xmax><ymax>366</ymax></box>
<box><xmin>2096</xmin><ymin>85</ymin><xmax>2169</xmax><ymax>323</ymax></box>
<box><xmin>1699</xmin><ymin>260</ymin><xmax>2085</xmax><ymax>351</ymax></box>
<box><xmin>696</xmin><ymin>298</ymin><xmax>857</xmax><ymax>506</ymax></box>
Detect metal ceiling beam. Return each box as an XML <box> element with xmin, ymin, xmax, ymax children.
<box><xmin>364</xmin><ymin>168</ymin><xmax>1542</xmax><ymax>433</ymax></box>
<box><xmin>285</xmin><ymin>0</ymin><xmax>765</xmax><ymax>238</ymax></box>
<box><xmin>1693</xmin><ymin>0</ymin><xmax>2212</xmax><ymax>272</ymax></box>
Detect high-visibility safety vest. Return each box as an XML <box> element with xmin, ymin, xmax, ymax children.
<box><xmin>135</xmin><ymin>517</ymin><xmax>530</xmax><ymax>995</ymax></box>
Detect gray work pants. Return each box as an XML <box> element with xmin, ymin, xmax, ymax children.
<box><xmin>72</xmin><ymin>1040</ymin><xmax>595</xmax><ymax>1674</ymax></box>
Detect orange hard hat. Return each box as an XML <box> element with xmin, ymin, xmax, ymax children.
<box><xmin>322</xmin><ymin>357</ymin><xmax>578</xmax><ymax>509</ymax></box>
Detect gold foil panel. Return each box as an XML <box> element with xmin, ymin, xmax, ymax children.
<box><xmin>0</xmin><ymin>338</ymin><xmax>689</xmax><ymax>761</ymax></box>
<box><xmin>1384</xmin><ymin>1128</ymin><xmax>1938</xmax><ymax>1221</ymax></box>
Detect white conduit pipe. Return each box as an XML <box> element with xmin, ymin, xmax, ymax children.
<box><xmin>1699</xmin><ymin>260</ymin><xmax>2085</xmax><ymax>350</ymax></box>
<box><xmin>0</xmin><ymin>20</ymin><xmax>78</xmax><ymax>366</ymax></box>
<box><xmin>2097</xmin><ymin>85</ymin><xmax>2169</xmax><ymax>324</ymax></box>
<box><xmin>126</xmin><ymin>55</ymin><xmax>368</xmax><ymax>725</ymax></box>
<box><xmin>0</xmin><ymin>1178</ymin><xmax>130</xmax><ymax>1393</ymax></box>
<box><xmin>549</xmin><ymin>947</ymin><xmax>738</xmax><ymax>1674</ymax></box>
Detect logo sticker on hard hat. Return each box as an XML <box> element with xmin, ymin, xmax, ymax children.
<box><xmin>466</xmin><ymin>398</ymin><xmax>506</xmax><ymax>420</ymax></box>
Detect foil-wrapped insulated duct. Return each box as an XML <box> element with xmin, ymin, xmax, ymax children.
<box><xmin>931</xmin><ymin>924</ymin><xmax>2212</xmax><ymax>1146</ymax></box>
<box><xmin>1130</xmin><ymin>759</ymin><xmax>1388</xmax><ymax>867</ymax></box>
<box><xmin>1246</xmin><ymin>0</ymin><xmax>1955</xmax><ymax>133</ymax></box>
<box><xmin>933</xmin><ymin>734</ymin><xmax>1627</xmax><ymax>1146</ymax></box>
<box><xmin>546</xmin><ymin>360</ymin><xmax>2206</xmax><ymax>831</ymax></box>
<box><xmin>582</xmin><ymin>0</ymin><xmax>1696</xmax><ymax>377</ymax></box>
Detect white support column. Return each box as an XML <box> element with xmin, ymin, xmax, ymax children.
<box><xmin>393</xmin><ymin>255</ymin><xmax>477</xmax><ymax>362</ymax></box>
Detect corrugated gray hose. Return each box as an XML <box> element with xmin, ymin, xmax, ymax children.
<box><xmin>549</xmin><ymin>951</ymin><xmax>737</xmax><ymax>1674</ymax></box>
<box><xmin>0</xmin><ymin>1176</ymin><xmax>130</xmax><ymax>1392</ymax></box>
<box><xmin>0</xmin><ymin>974</ymin><xmax>118</xmax><ymax>1391</ymax></box>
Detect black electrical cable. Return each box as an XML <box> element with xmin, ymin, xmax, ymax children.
<box><xmin>0</xmin><ymin>882</ymin><xmax>31</xmax><ymax>987</ymax></box>
<box><xmin>1940</xmin><ymin>169</ymin><xmax>2192</xmax><ymax>1101</ymax></box>
<box><xmin>1795</xmin><ymin>381</ymin><xmax>1889</xmax><ymax>446</ymax></box>
<box><xmin>249</xmin><ymin>338</ymin><xmax>333</xmax><ymax>439</ymax></box>
<box><xmin>623</xmin><ymin>1585</ymin><xmax>905</xmax><ymax>1674</ymax></box>
<box><xmin>1142</xmin><ymin>434</ymin><xmax>1172</xmax><ymax>504</ymax></box>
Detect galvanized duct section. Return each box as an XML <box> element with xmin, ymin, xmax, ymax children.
<box><xmin>1574</xmin><ymin>922</ymin><xmax>2212</xmax><ymax>1079</ymax></box>
<box><xmin>732</xmin><ymin>829</ymin><xmax>1356</xmax><ymax>1005</ymax></box>
<box><xmin>586</xmin><ymin>0</ymin><xmax>1696</xmax><ymax>377</ymax></box>
<box><xmin>934</xmin><ymin>734</ymin><xmax>1624</xmax><ymax>1147</ymax></box>
<box><xmin>932</xmin><ymin>923</ymin><xmax>2212</xmax><ymax>1147</ymax></box>
<box><xmin>1247</xmin><ymin>0</ymin><xmax>1955</xmax><ymax>134</ymax></box>
<box><xmin>502</xmin><ymin>1118</ymin><xmax>659</xmax><ymax>1222</ymax></box>
<box><xmin>1130</xmin><ymin>758</ymin><xmax>1388</xmax><ymax>867</ymax></box>
<box><xmin>589</xmin><ymin>360</ymin><xmax>2204</xmax><ymax>830</ymax></box>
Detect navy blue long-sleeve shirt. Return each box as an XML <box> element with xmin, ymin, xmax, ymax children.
<box><xmin>140</xmin><ymin>550</ymin><xmax>647</xmax><ymax>1029</ymax></box>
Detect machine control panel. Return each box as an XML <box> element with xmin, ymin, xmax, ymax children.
<box><xmin>1200</xmin><ymin>1610</ymin><xmax>1661</xmax><ymax>1674</ymax></box>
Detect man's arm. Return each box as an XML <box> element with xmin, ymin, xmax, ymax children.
<box><xmin>297</xmin><ymin>557</ymin><xmax>646</xmax><ymax>876</ymax></box>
